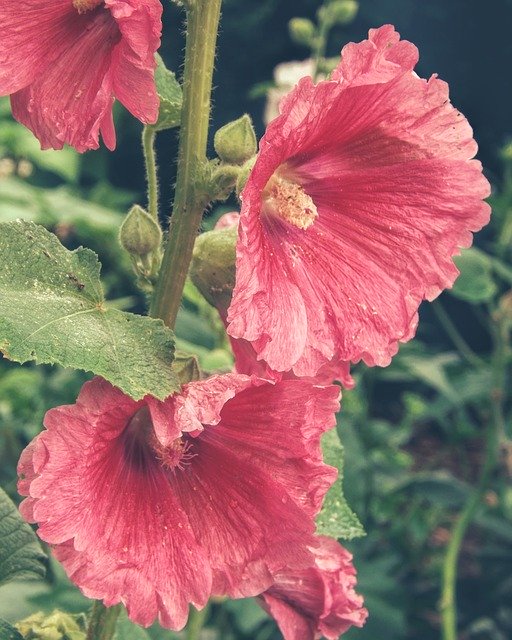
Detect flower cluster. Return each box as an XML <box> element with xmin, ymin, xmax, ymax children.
<box><xmin>15</xmin><ymin>20</ymin><xmax>489</xmax><ymax>640</ymax></box>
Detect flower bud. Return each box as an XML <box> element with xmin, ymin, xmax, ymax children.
<box><xmin>16</xmin><ymin>611</ymin><xmax>86</xmax><ymax>640</ymax></box>
<box><xmin>288</xmin><ymin>17</ymin><xmax>316</xmax><ymax>47</ymax></box>
<box><xmin>210</xmin><ymin>164</ymin><xmax>240</xmax><ymax>201</ymax></box>
<box><xmin>119</xmin><ymin>205</ymin><xmax>162</xmax><ymax>258</ymax></box>
<box><xmin>190</xmin><ymin>227</ymin><xmax>237</xmax><ymax>312</ymax></box>
<box><xmin>236</xmin><ymin>157</ymin><xmax>257</xmax><ymax>197</ymax></box>
<box><xmin>173</xmin><ymin>351</ymin><xmax>201</xmax><ymax>385</ymax></box>
<box><xmin>318</xmin><ymin>0</ymin><xmax>358</xmax><ymax>26</ymax></box>
<box><xmin>214</xmin><ymin>115</ymin><xmax>257</xmax><ymax>166</ymax></box>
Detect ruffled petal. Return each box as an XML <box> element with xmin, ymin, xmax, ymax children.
<box><xmin>228</xmin><ymin>25</ymin><xmax>491</xmax><ymax>376</ymax></box>
<box><xmin>10</xmin><ymin>8</ymin><xmax>120</xmax><ymax>151</ymax></box>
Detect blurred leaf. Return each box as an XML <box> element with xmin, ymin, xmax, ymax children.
<box><xmin>151</xmin><ymin>54</ymin><xmax>182</xmax><ymax>132</ymax></box>
<box><xmin>316</xmin><ymin>429</ymin><xmax>365</xmax><ymax>540</ymax></box>
<box><xmin>451</xmin><ymin>248</ymin><xmax>497</xmax><ymax>303</ymax></box>
<box><xmin>225</xmin><ymin>599</ymin><xmax>269</xmax><ymax>634</ymax></box>
<box><xmin>114</xmin><ymin>610</ymin><xmax>151</xmax><ymax>640</ymax></box>
<box><xmin>0</xmin><ymin>220</ymin><xmax>179</xmax><ymax>401</ymax></box>
<box><xmin>0</xmin><ymin>487</ymin><xmax>46</xmax><ymax>588</ymax></box>
<box><xmin>392</xmin><ymin>472</ymin><xmax>470</xmax><ymax>507</ymax></box>
<box><xmin>0</xmin><ymin>123</ymin><xmax>79</xmax><ymax>182</ymax></box>
<box><xmin>399</xmin><ymin>353</ymin><xmax>460</xmax><ymax>402</ymax></box>
<box><xmin>0</xmin><ymin>619</ymin><xmax>23</xmax><ymax>640</ymax></box>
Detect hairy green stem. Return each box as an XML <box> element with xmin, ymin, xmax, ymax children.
<box><xmin>142</xmin><ymin>126</ymin><xmax>159</xmax><ymax>220</ymax></box>
<box><xmin>85</xmin><ymin>602</ymin><xmax>121</xmax><ymax>640</ymax></box>
<box><xmin>186</xmin><ymin>604</ymin><xmax>210</xmax><ymax>640</ymax></box>
<box><xmin>432</xmin><ymin>300</ymin><xmax>485</xmax><ymax>368</ymax></box>
<box><xmin>150</xmin><ymin>0</ymin><xmax>222</xmax><ymax>326</ymax></box>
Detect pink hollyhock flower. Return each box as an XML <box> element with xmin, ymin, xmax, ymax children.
<box><xmin>259</xmin><ymin>536</ymin><xmax>367</xmax><ymax>640</ymax></box>
<box><xmin>227</xmin><ymin>25</ymin><xmax>491</xmax><ymax>381</ymax></box>
<box><xmin>0</xmin><ymin>0</ymin><xmax>162</xmax><ymax>152</ymax></box>
<box><xmin>18</xmin><ymin>375</ymin><xmax>339</xmax><ymax>629</ymax></box>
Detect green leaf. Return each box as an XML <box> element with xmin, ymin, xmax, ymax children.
<box><xmin>151</xmin><ymin>54</ymin><xmax>182</xmax><ymax>132</ymax></box>
<box><xmin>0</xmin><ymin>122</ymin><xmax>80</xmax><ymax>182</ymax></box>
<box><xmin>0</xmin><ymin>220</ymin><xmax>179</xmax><ymax>400</ymax></box>
<box><xmin>316</xmin><ymin>429</ymin><xmax>365</xmax><ymax>540</ymax></box>
<box><xmin>451</xmin><ymin>248</ymin><xmax>497</xmax><ymax>303</ymax></box>
<box><xmin>113</xmin><ymin>611</ymin><xmax>151</xmax><ymax>640</ymax></box>
<box><xmin>0</xmin><ymin>487</ymin><xmax>46</xmax><ymax>588</ymax></box>
<box><xmin>0</xmin><ymin>619</ymin><xmax>24</xmax><ymax>640</ymax></box>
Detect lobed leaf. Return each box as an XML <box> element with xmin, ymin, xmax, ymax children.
<box><xmin>0</xmin><ymin>220</ymin><xmax>179</xmax><ymax>400</ymax></box>
<box><xmin>151</xmin><ymin>54</ymin><xmax>182</xmax><ymax>132</ymax></box>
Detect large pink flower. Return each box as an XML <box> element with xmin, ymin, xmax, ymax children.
<box><xmin>18</xmin><ymin>375</ymin><xmax>339</xmax><ymax>629</ymax></box>
<box><xmin>0</xmin><ymin>0</ymin><xmax>161</xmax><ymax>152</ymax></box>
<box><xmin>259</xmin><ymin>536</ymin><xmax>367</xmax><ymax>640</ymax></box>
<box><xmin>227</xmin><ymin>25</ymin><xmax>491</xmax><ymax>381</ymax></box>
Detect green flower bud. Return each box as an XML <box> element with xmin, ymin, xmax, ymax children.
<box><xmin>235</xmin><ymin>156</ymin><xmax>257</xmax><ymax>198</ymax></box>
<box><xmin>119</xmin><ymin>205</ymin><xmax>162</xmax><ymax>258</ymax></box>
<box><xmin>319</xmin><ymin>0</ymin><xmax>358</xmax><ymax>26</ymax></box>
<box><xmin>16</xmin><ymin>611</ymin><xmax>86</xmax><ymax>640</ymax></box>
<box><xmin>173</xmin><ymin>351</ymin><xmax>201</xmax><ymax>385</ymax></box>
<box><xmin>214</xmin><ymin>115</ymin><xmax>257</xmax><ymax>166</ymax></box>
<box><xmin>210</xmin><ymin>163</ymin><xmax>240</xmax><ymax>201</ymax></box>
<box><xmin>288</xmin><ymin>17</ymin><xmax>316</xmax><ymax>47</ymax></box>
<box><xmin>190</xmin><ymin>227</ymin><xmax>237</xmax><ymax>312</ymax></box>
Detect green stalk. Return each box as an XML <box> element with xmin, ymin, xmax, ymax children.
<box><xmin>142</xmin><ymin>126</ymin><xmax>159</xmax><ymax>220</ymax></box>
<box><xmin>85</xmin><ymin>602</ymin><xmax>121</xmax><ymax>640</ymax></box>
<box><xmin>439</xmin><ymin>311</ymin><xmax>505</xmax><ymax>640</ymax></box>
<box><xmin>150</xmin><ymin>0</ymin><xmax>222</xmax><ymax>326</ymax></box>
<box><xmin>186</xmin><ymin>604</ymin><xmax>210</xmax><ymax>640</ymax></box>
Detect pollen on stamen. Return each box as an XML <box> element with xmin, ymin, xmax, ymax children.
<box><xmin>73</xmin><ymin>0</ymin><xmax>103</xmax><ymax>14</ymax></box>
<box><xmin>264</xmin><ymin>175</ymin><xmax>318</xmax><ymax>230</ymax></box>
<box><xmin>152</xmin><ymin>436</ymin><xmax>196</xmax><ymax>473</ymax></box>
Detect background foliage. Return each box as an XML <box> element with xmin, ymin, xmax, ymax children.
<box><xmin>0</xmin><ymin>1</ymin><xmax>511</xmax><ymax>639</ymax></box>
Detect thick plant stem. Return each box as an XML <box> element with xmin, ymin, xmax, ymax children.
<box><xmin>150</xmin><ymin>0</ymin><xmax>222</xmax><ymax>327</ymax></box>
<box><xmin>142</xmin><ymin>126</ymin><xmax>159</xmax><ymax>220</ymax></box>
<box><xmin>85</xmin><ymin>602</ymin><xmax>121</xmax><ymax>640</ymax></box>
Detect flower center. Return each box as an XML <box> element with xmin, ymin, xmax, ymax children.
<box><xmin>124</xmin><ymin>406</ymin><xmax>196</xmax><ymax>473</ymax></box>
<box><xmin>263</xmin><ymin>175</ymin><xmax>318</xmax><ymax>230</ymax></box>
<box><xmin>151</xmin><ymin>436</ymin><xmax>196</xmax><ymax>472</ymax></box>
<box><xmin>73</xmin><ymin>0</ymin><xmax>103</xmax><ymax>14</ymax></box>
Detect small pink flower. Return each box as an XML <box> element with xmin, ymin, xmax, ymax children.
<box><xmin>227</xmin><ymin>25</ymin><xmax>491</xmax><ymax>381</ymax></box>
<box><xmin>259</xmin><ymin>536</ymin><xmax>368</xmax><ymax>640</ymax></box>
<box><xmin>0</xmin><ymin>0</ymin><xmax>162</xmax><ymax>152</ymax></box>
<box><xmin>18</xmin><ymin>375</ymin><xmax>339</xmax><ymax>629</ymax></box>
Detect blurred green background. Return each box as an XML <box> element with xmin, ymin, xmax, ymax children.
<box><xmin>1</xmin><ymin>1</ymin><xmax>512</xmax><ymax>639</ymax></box>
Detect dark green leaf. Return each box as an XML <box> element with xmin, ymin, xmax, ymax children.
<box><xmin>0</xmin><ymin>220</ymin><xmax>179</xmax><ymax>400</ymax></box>
<box><xmin>0</xmin><ymin>619</ymin><xmax>23</xmax><ymax>640</ymax></box>
<box><xmin>316</xmin><ymin>429</ymin><xmax>365</xmax><ymax>540</ymax></box>
<box><xmin>0</xmin><ymin>487</ymin><xmax>46</xmax><ymax>588</ymax></box>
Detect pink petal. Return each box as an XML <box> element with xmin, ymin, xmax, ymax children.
<box><xmin>228</xmin><ymin>25</ymin><xmax>491</xmax><ymax>377</ymax></box>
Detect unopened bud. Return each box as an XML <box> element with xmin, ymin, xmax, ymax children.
<box><xmin>190</xmin><ymin>227</ymin><xmax>237</xmax><ymax>312</ymax></box>
<box><xmin>235</xmin><ymin>157</ymin><xmax>257</xmax><ymax>198</ymax></box>
<box><xmin>288</xmin><ymin>17</ymin><xmax>316</xmax><ymax>47</ymax></box>
<box><xmin>214</xmin><ymin>115</ymin><xmax>257</xmax><ymax>166</ymax></box>
<box><xmin>16</xmin><ymin>610</ymin><xmax>86</xmax><ymax>640</ymax></box>
<box><xmin>210</xmin><ymin>164</ymin><xmax>240</xmax><ymax>201</ymax></box>
<box><xmin>319</xmin><ymin>0</ymin><xmax>358</xmax><ymax>26</ymax></box>
<box><xmin>119</xmin><ymin>205</ymin><xmax>162</xmax><ymax>257</ymax></box>
<box><xmin>173</xmin><ymin>351</ymin><xmax>201</xmax><ymax>385</ymax></box>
